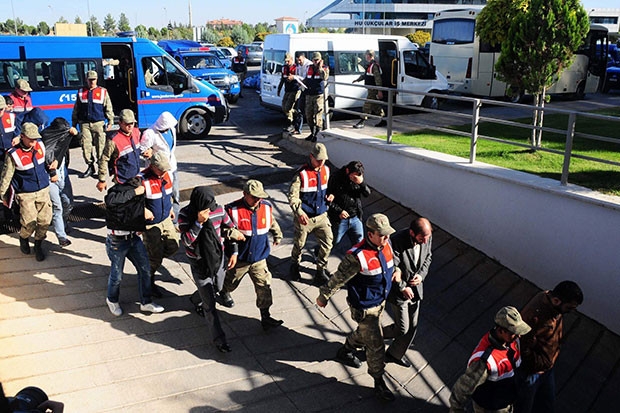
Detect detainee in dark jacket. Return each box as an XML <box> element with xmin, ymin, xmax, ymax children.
<box><xmin>326</xmin><ymin>160</ymin><xmax>371</xmax><ymax>252</ymax></box>
<box><xmin>104</xmin><ymin>177</ymin><xmax>164</xmax><ymax>316</ymax></box>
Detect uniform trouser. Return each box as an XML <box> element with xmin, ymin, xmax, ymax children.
<box><xmin>346</xmin><ymin>302</ymin><xmax>386</xmax><ymax>379</ymax></box>
<box><xmin>143</xmin><ymin>216</ymin><xmax>180</xmax><ymax>275</ymax></box>
<box><xmin>282</xmin><ymin>90</ymin><xmax>301</xmax><ymax>122</ymax></box>
<box><xmin>361</xmin><ymin>89</ymin><xmax>385</xmax><ymax>119</ymax></box>
<box><xmin>79</xmin><ymin>121</ymin><xmax>106</xmax><ymax>165</ymax></box>
<box><xmin>305</xmin><ymin>94</ymin><xmax>325</xmax><ymax>132</ymax></box>
<box><xmin>290</xmin><ymin>212</ymin><xmax>333</xmax><ymax>270</ymax></box>
<box><xmin>236</xmin><ymin>72</ymin><xmax>246</xmax><ymax>91</ymax></box>
<box><xmin>189</xmin><ymin>257</ymin><xmax>227</xmax><ymax>346</ymax></box>
<box><xmin>383</xmin><ymin>299</ymin><xmax>420</xmax><ymax>359</ymax></box>
<box><xmin>16</xmin><ymin>187</ymin><xmax>52</xmax><ymax>241</ymax></box>
<box><xmin>221</xmin><ymin>259</ymin><xmax>273</xmax><ymax>310</ymax></box>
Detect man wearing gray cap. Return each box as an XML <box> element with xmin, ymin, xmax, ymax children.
<box><xmin>316</xmin><ymin>213</ymin><xmax>402</xmax><ymax>402</ymax></box>
<box><xmin>303</xmin><ymin>52</ymin><xmax>329</xmax><ymax>142</ymax></box>
<box><xmin>219</xmin><ymin>179</ymin><xmax>285</xmax><ymax>331</ymax></box>
<box><xmin>449</xmin><ymin>306</ymin><xmax>532</xmax><ymax>413</ymax></box>
<box><xmin>97</xmin><ymin>109</ymin><xmax>142</xmax><ymax>192</ymax></box>
<box><xmin>0</xmin><ymin>123</ymin><xmax>55</xmax><ymax>261</ymax></box>
<box><xmin>139</xmin><ymin>151</ymin><xmax>179</xmax><ymax>297</ymax></box>
<box><xmin>289</xmin><ymin>142</ymin><xmax>334</xmax><ymax>285</ymax></box>
<box><xmin>277</xmin><ymin>53</ymin><xmax>302</xmax><ymax>133</ymax></box>
<box><xmin>0</xmin><ymin>95</ymin><xmax>19</xmax><ymax>173</ymax></box>
<box><xmin>72</xmin><ymin>70</ymin><xmax>114</xmax><ymax>178</ymax></box>
<box><xmin>9</xmin><ymin>79</ymin><xmax>34</xmax><ymax>114</ymax></box>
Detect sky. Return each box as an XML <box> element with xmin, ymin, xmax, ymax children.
<box><xmin>7</xmin><ymin>0</ymin><xmax>620</xmax><ymax>29</ymax></box>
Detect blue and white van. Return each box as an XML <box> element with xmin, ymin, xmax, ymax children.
<box><xmin>0</xmin><ymin>35</ymin><xmax>229</xmax><ymax>138</ymax></box>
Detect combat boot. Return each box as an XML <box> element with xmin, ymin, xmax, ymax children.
<box><xmin>314</xmin><ymin>268</ymin><xmax>330</xmax><ymax>286</ymax></box>
<box><xmin>260</xmin><ymin>308</ymin><xmax>283</xmax><ymax>331</ymax></box>
<box><xmin>353</xmin><ymin>119</ymin><xmax>365</xmax><ymax>129</ymax></box>
<box><xmin>336</xmin><ymin>344</ymin><xmax>362</xmax><ymax>368</ymax></box>
<box><xmin>19</xmin><ymin>237</ymin><xmax>30</xmax><ymax>255</ymax></box>
<box><xmin>83</xmin><ymin>163</ymin><xmax>95</xmax><ymax>178</ymax></box>
<box><xmin>33</xmin><ymin>239</ymin><xmax>45</xmax><ymax>261</ymax></box>
<box><xmin>374</xmin><ymin>376</ymin><xmax>395</xmax><ymax>402</ymax></box>
<box><xmin>290</xmin><ymin>261</ymin><xmax>301</xmax><ymax>281</ymax></box>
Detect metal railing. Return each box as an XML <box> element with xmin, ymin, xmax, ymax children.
<box><xmin>324</xmin><ymin>81</ymin><xmax>620</xmax><ymax>186</ymax></box>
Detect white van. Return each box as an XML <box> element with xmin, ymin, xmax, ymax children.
<box><xmin>260</xmin><ymin>33</ymin><xmax>448</xmax><ymax>111</ymax></box>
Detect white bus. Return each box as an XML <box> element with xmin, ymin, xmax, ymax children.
<box><xmin>429</xmin><ymin>9</ymin><xmax>609</xmax><ymax>100</ymax></box>
<box><xmin>260</xmin><ymin>33</ymin><xmax>448</xmax><ymax>111</ymax></box>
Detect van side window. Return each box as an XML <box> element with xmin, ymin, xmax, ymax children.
<box><xmin>403</xmin><ymin>50</ymin><xmax>433</xmax><ymax>79</ymax></box>
<box><xmin>0</xmin><ymin>61</ymin><xmax>27</xmax><ymax>92</ymax></box>
<box><xmin>336</xmin><ymin>52</ymin><xmax>366</xmax><ymax>75</ymax></box>
<box><xmin>142</xmin><ymin>56</ymin><xmax>187</xmax><ymax>93</ymax></box>
<box><xmin>262</xmin><ymin>50</ymin><xmax>286</xmax><ymax>75</ymax></box>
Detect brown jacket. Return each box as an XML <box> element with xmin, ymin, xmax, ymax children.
<box><xmin>519</xmin><ymin>291</ymin><xmax>563</xmax><ymax>374</ymax></box>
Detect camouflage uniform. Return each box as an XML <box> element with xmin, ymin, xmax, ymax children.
<box><xmin>359</xmin><ymin>59</ymin><xmax>384</xmax><ymax>120</ymax></box>
<box><xmin>222</xmin><ymin>259</ymin><xmax>274</xmax><ymax>309</ymax></box>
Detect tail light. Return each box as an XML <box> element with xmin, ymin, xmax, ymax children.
<box><xmin>466</xmin><ymin>57</ymin><xmax>472</xmax><ymax>79</ymax></box>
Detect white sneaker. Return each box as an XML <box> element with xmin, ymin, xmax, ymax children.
<box><xmin>106</xmin><ymin>298</ymin><xmax>123</xmax><ymax>316</ymax></box>
<box><xmin>140</xmin><ymin>302</ymin><xmax>164</xmax><ymax>313</ymax></box>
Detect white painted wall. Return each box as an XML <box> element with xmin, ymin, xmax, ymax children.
<box><xmin>319</xmin><ymin>129</ymin><xmax>620</xmax><ymax>334</ymax></box>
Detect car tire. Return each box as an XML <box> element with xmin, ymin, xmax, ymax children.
<box><xmin>179</xmin><ymin>108</ymin><xmax>212</xmax><ymax>139</ymax></box>
<box><xmin>228</xmin><ymin>94</ymin><xmax>239</xmax><ymax>104</ymax></box>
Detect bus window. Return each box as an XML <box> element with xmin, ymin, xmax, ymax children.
<box><xmin>432</xmin><ymin>19</ymin><xmax>476</xmax><ymax>45</ymax></box>
<box><xmin>33</xmin><ymin>60</ymin><xmax>96</xmax><ymax>89</ymax></box>
<box><xmin>0</xmin><ymin>61</ymin><xmax>27</xmax><ymax>91</ymax></box>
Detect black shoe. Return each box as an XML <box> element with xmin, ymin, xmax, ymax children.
<box><xmin>218</xmin><ymin>291</ymin><xmax>235</xmax><ymax>308</ymax></box>
<box><xmin>216</xmin><ymin>342</ymin><xmax>232</xmax><ymax>353</ymax></box>
<box><xmin>19</xmin><ymin>237</ymin><xmax>30</xmax><ymax>255</ymax></box>
<box><xmin>304</xmin><ymin>134</ymin><xmax>315</xmax><ymax>141</ymax></box>
<box><xmin>33</xmin><ymin>240</ymin><xmax>45</xmax><ymax>261</ymax></box>
<box><xmin>385</xmin><ymin>351</ymin><xmax>411</xmax><ymax>368</ymax></box>
<box><xmin>375</xmin><ymin>119</ymin><xmax>387</xmax><ymax>127</ymax></box>
<box><xmin>261</xmin><ymin>316</ymin><xmax>284</xmax><ymax>331</ymax></box>
<box><xmin>59</xmin><ymin>238</ymin><xmax>72</xmax><ymax>247</ymax></box>
<box><xmin>336</xmin><ymin>345</ymin><xmax>362</xmax><ymax>368</ymax></box>
<box><xmin>83</xmin><ymin>163</ymin><xmax>95</xmax><ymax>178</ymax></box>
<box><xmin>374</xmin><ymin>377</ymin><xmax>395</xmax><ymax>402</ymax></box>
<box><xmin>314</xmin><ymin>268</ymin><xmax>330</xmax><ymax>286</ymax></box>
<box><xmin>353</xmin><ymin>119</ymin><xmax>365</xmax><ymax>129</ymax></box>
<box><xmin>290</xmin><ymin>262</ymin><xmax>301</xmax><ymax>281</ymax></box>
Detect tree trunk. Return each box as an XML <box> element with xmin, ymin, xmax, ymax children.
<box><xmin>531</xmin><ymin>93</ymin><xmax>540</xmax><ymax>147</ymax></box>
<box><xmin>536</xmin><ymin>87</ymin><xmax>547</xmax><ymax>147</ymax></box>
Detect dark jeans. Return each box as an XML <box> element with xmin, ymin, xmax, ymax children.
<box><xmin>189</xmin><ymin>258</ymin><xmax>227</xmax><ymax>346</ymax></box>
<box><xmin>105</xmin><ymin>234</ymin><xmax>153</xmax><ymax>304</ymax></box>
<box><xmin>514</xmin><ymin>368</ymin><xmax>556</xmax><ymax>413</ymax></box>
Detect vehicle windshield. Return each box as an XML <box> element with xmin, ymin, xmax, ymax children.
<box><xmin>185</xmin><ymin>55</ymin><xmax>223</xmax><ymax>69</ymax></box>
<box><xmin>432</xmin><ymin>19</ymin><xmax>476</xmax><ymax>45</ymax></box>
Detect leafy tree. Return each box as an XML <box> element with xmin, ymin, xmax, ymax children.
<box><xmin>103</xmin><ymin>14</ymin><xmax>117</xmax><ymax>35</ymax></box>
<box><xmin>118</xmin><ymin>13</ymin><xmax>131</xmax><ymax>32</ymax></box>
<box><xmin>74</xmin><ymin>16</ymin><xmax>83</xmax><ymax>24</ymax></box>
<box><xmin>477</xmin><ymin>0</ymin><xmax>589</xmax><ymax>146</ymax></box>
<box><xmin>231</xmin><ymin>25</ymin><xmax>251</xmax><ymax>45</ymax></box>
<box><xmin>201</xmin><ymin>28</ymin><xmax>220</xmax><ymax>45</ymax></box>
<box><xmin>135</xmin><ymin>25</ymin><xmax>148</xmax><ymax>38</ymax></box>
<box><xmin>87</xmin><ymin>16</ymin><xmax>103</xmax><ymax>36</ymax></box>
<box><xmin>57</xmin><ymin>16</ymin><xmax>68</xmax><ymax>24</ymax></box>
<box><xmin>218</xmin><ymin>36</ymin><xmax>235</xmax><ymax>47</ymax></box>
<box><xmin>408</xmin><ymin>30</ymin><xmax>431</xmax><ymax>46</ymax></box>
<box><xmin>37</xmin><ymin>21</ymin><xmax>50</xmax><ymax>35</ymax></box>
<box><xmin>476</xmin><ymin>0</ymin><xmax>528</xmax><ymax>47</ymax></box>
<box><xmin>254</xmin><ymin>22</ymin><xmax>269</xmax><ymax>34</ymax></box>
<box><xmin>148</xmin><ymin>27</ymin><xmax>160</xmax><ymax>40</ymax></box>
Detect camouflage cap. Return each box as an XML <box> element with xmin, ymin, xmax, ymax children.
<box><xmin>21</xmin><ymin>122</ymin><xmax>41</xmax><ymax>140</ymax></box>
<box><xmin>284</xmin><ymin>53</ymin><xmax>293</xmax><ymax>61</ymax></box>
<box><xmin>150</xmin><ymin>150</ymin><xmax>171</xmax><ymax>172</ymax></box>
<box><xmin>310</xmin><ymin>143</ymin><xmax>328</xmax><ymax>161</ymax></box>
<box><xmin>87</xmin><ymin>70</ymin><xmax>98</xmax><ymax>79</ymax></box>
<box><xmin>366</xmin><ymin>213</ymin><xmax>395</xmax><ymax>236</ymax></box>
<box><xmin>312</xmin><ymin>52</ymin><xmax>322</xmax><ymax>60</ymax></box>
<box><xmin>244</xmin><ymin>179</ymin><xmax>268</xmax><ymax>198</ymax></box>
<box><xmin>365</xmin><ymin>49</ymin><xmax>375</xmax><ymax>57</ymax></box>
<box><xmin>16</xmin><ymin>79</ymin><xmax>32</xmax><ymax>92</ymax></box>
<box><xmin>494</xmin><ymin>306</ymin><xmax>531</xmax><ymax>336</ymax></box>
<box><xmin>119</xmin><ymin>109</ymin><xmax>136</xmax><ymax>124</ymax></box>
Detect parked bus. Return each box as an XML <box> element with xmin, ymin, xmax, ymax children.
<box><xmin>429</xmin><ymin>9</ymin><xmax>609</xmax><ymax>100</ymax></box>
<box><xmin>0</xmin><ymin>35</ymin><xmax>229</xmax><ymax>138</ymax></box>
<box><xmin>260</xmin><ymin>33</ymin><xmax>448</xmax><ymax>112</ymax></box>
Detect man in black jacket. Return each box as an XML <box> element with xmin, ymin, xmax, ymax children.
<box><xmin>383</xmin><ymin>217</ymin><xmax>432</xmax><ymax>367</ymax></box>
<box><xmin>326</xmin><ymin>160</ymin><xmax>371</xmax><ymax>253</ymax></box>
<box><xmin>104</xmin><ymin>177</ymin><xmax>164</xmax><ymax>316</ymax></box>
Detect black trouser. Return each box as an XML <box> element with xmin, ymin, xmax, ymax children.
<box><xmin>189</xmin><ymin>258</ymin><xmax>227</xmax><ymax>346</ymax></box>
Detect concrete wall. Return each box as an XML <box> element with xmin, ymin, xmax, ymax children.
<box><xmin>320</xmin><ymin>129</ymin><xmax>620</xmax><ymax>334</ymax></box>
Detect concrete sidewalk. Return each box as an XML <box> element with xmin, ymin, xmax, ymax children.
<box><xmin>1</xmin><ymin>92</ymin><xmax>618</xmax><ymax>412</ymax></box>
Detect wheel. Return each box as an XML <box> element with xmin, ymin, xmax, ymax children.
<box><xmin>421</xmin><ymin>95</ymin><xmax>440</xmax><ymax>110</ymax></box>
<box><xmin>601</xmin><ymin>80</ymin><xmax>610</xmax><ymax>94</ymax></box>
<box><xmin>509</xmin><ymin>88</ymin><xmax>524</xmax><ymax>103</ymax></box>
<box><xmin>179</xmin><ymin>108</ymin><xmax>212</xmax><ymax>139</ymax></box>
<box><xmin>574</xmin><ymin>81</ymin><xmax>585</xmax><ymax>100</ymax></box>
<box><xmin>228</xmin><ymin>94</ymin><xmax>239</xmax><ymax>104</ymax></box>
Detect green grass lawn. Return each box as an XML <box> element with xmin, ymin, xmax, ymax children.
<box><xmin>389</xmin><ymin>107</ymin><xmax>620</xmax><ymax>196</ymax></box>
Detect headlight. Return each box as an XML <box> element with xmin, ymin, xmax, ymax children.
<box><xmin>231</xmin><ymin>74</ymin><xmax>239</xmax><ymax>83</ymax></box>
